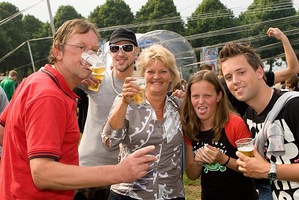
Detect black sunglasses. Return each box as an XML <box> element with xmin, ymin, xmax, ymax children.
<box><xmin>109</xmin><ymin>44</ymin><xmax>134</xmax><ymax>53</ymax></box>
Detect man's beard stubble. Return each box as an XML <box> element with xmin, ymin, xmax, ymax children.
<box><xmin>116</xmin><ymin>60</ymin><xmax>134</xmax><ymax>73</ymax></box>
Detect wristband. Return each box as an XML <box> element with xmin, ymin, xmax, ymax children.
<box><xmin>223</xmin><ymin>156</ymin><xmax>230</xmax><ymax>166</ymax></box>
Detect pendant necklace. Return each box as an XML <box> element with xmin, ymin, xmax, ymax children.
<box><xmin>110</xmin><ymin>69</ymin><xmax>121</xmax><ymax>95</ymax></box>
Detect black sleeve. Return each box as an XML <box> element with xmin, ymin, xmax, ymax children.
<box><xmin>265</xmin><ymin>71</ymin><xmax>275</xmax><ymax>87</ymax></box>
<box><xmin>284</xmin><ymin>97</ymin><xmax>299</xmax><ymax>141</ymax></box>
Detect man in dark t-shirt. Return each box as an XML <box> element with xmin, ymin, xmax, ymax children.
<box><xmin>220</xmin><ymin>39</ymin><xmax>299</xmax><ymax>200</ymax></box>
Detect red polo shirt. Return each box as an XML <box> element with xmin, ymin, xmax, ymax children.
<box><xmin>0</xmin><ymin>65</ymin><xmax>80</xmax><ymax>200</ymax></box>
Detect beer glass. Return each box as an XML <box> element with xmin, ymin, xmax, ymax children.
<box><xmin>235</xmin><ymin>138</ymin><xmax>254</xmax><ymax>157</ymax></box>
<box><xmin>81</xmin><ymin>50</ymin><xmax>106</xmax><ymax>91</ymax></box>
<box><xmin>132</xmin><ymin>77</ymin><xmax>146</xmax><ymax>105</ymax></box>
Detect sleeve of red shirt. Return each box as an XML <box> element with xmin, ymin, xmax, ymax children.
<box><xmin>26</xmin><ymin>95</ymin><xmax>68</xmax><ymax>160</ymax></box>
<box><xmin>225</xmin><ymin>113</ymin><xmax>252</xmax><ymax>148</ymax></box>
<box><xmin>183</xmin><ymin>133</ymin><xmax>192</xmax><ymax>146</ymax></box>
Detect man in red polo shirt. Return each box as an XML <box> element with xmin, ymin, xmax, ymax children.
<box><xmin>0</xmin><ymin>19</ymin><xmax>156</xmax><ymax>200</ymax></box>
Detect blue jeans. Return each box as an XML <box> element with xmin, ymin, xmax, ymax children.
<box><xmin>257</xmin><ymin>183</ymin><xmax>273</xmax><ymax>200</ymax></box>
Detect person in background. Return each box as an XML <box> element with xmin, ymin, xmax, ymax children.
<box><xmin>279</xmin><ymin>80</ymin><xmax>287</xmax><ymax>91</ymax></box>
<box><xmin>219</xmin><ymin>41</ymin><xmax>299</xmax><ymax>200</ymax></box>
<box><xmin>180</xmin><ymin>78</ymin><xmax>188</xmax><ymax>92</ymax></box>
<box><xmin>285</xmin><ymin>75</ymin><xmax>299</xmax><ymax>91</ymax></box>
<box><xmin>198</xmin><ymin>63</ymin><xmax>213</xmax><ymax>71</ymax></box>
<box><xmin>219</xmin><ymin>27</ymin><xmax>299</xmax><ymax>200</ymax></box>
<box><xmin>181</xmin><ymin>70</ymin><xmax>257</xmax><ymax>200</ymax></box>
<box><xmin>73</xmin><ymin>87</ymin><xmax>89</xmax><ymax>133</ymax></box>
<box><xmin>170</xmin><ymin>78</ymin><xmax>187</xmax><ymax>95</ymax></box>
<box><xmin>221</xmin><ymin>27</ymin><xmax>299</xmax><ymax>117</ymax></box>
<box><xmin>0</xmin><ymin>19</ymin><xmax>156</xmax><ymax>200</ymax></box>
<box><xmin>0</xmin><ymin>87</ymin><xmax>8</xmax><ymax>171</ymax></box>
<box><xmin>77</xmin><ymin>28</ymin><xmax>141</xmax><ymax>200</ymax></box>
<box><xmin>102</xmin><ymin>44</ymin><xmax>185</xmax><ymax>200</ymax></box>
<box><xmin>0</xmin><ymin>70</ymin><xmax>17</xmax><ymax>101</ymax></box>
<box><xmin>0</xmin><ymin>87</ymin><xmax>8</xmax><ymax>115</ymax></box>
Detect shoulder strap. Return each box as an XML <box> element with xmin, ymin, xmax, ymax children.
<box><xmin>265</xmin><ymin>91</ymin><xmax>299</xmax><ymax>122</ymax></box>
<box><xmin>254</xmin><ymin>91</ymin><xmax>299</xmax><ymax>157</ymax></box>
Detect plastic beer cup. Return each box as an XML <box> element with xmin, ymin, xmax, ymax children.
<box><xmin>81</xmin><ymin>50</ymin><xmax>106</xmax><ymax>91</ymax></box>
<box><xmin>235</xmin><ymin>138</ymin><xmax>254</xmax><ymax>157</ymax></box>
<box><xmin>132</xmin><ymin>77</ymin><xmax>146</xmax><ymax>105</ymax></box>
<box><xmin>88</xmin><ymin>66</ymin><xmax>106</xmax><ymax>91</ymax></box>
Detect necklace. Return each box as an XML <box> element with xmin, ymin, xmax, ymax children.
<box><xmin>110</xmin><ymin>69</ymin><xmax>121</xmax><ymax>95</ymax></box>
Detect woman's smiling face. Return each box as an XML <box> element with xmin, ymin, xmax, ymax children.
<box><xmin>144</xmin><ymin>59</ymin><xmax>172</xmax><ymax>96</ymax></box>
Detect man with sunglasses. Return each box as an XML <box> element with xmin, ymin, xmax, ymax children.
<box><xmin>77</xmin><ymin>28</ymin><xmax>140</xmax><ymax>200</ymax></box>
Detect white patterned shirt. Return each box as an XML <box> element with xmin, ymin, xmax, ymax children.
<box><xmin>102</xmin><ymin>95</ymin><xmax>185</xmax><ymax>200</ymax></box>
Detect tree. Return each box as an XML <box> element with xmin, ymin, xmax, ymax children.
<box><xmin>54</xmin><ymin>5</ymin><xmax>84</xmax><ymax>29</ymax></box>
<box><xmin>88</xmin><ymin>0</ymin><xmax>134</xmax><ymax>40</ymax></box>
<box><xmin>0</xmin><ymin>2</ymin><xmax>28</xmax><ymax>76</ymax></box>
<box><xmin>185</xmin><ymin>0</ymin><xmax>237</xmax><ymax>61</ymax></box>
<box><xmin>239</xmin><ymin>0</ymin><xmax>297</xmax><ymax>71</ymax></box>
<box><xmin>23</xmin><ymin>15</ymin><xmax>51</xmax><ymax>72</ymax></box>
<box><xmin>0</xmin><ymin>25</ymin><xmax>13</xmax><ymax>66</ymax></box>
<box><xmin>135</xmin><ymin>0</ymin><xmax>185</xmax><ymax>35</ymax></box>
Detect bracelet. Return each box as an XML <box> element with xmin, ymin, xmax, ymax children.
<box><xmin>223</xmin><ymin>156</ymin><xmax>230</xmax><ymax>166</ymax></box>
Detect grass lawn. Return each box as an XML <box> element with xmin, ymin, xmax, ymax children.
<box><xmin>184</xmin><ymin>173</ymin><xmax>201</xmax><ymax>200</ymax></box>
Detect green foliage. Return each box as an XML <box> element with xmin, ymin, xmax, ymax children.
<box><xmin>0</xmin><ymin>2</ymin><xmax>27</xmax><ymax>75</ymax></box>
<box><xmin>183</xmin><ymin>172</ymin><xmax>200</xmax><ymax>186</ymax></box>
<box><xmin>240</xmin><ymin>0</ymin><xmax>297</xmax><ymax>71</ymax></box>
<box><xmin>34</xmin><ymin>22</ymin><xmax>53</xmax><ymax>70</ymax></box>
<box><xmin>183</xmin><ymin>172</ymin><xmax>201</xmax><ymax>200</ymax></box>
<box><xmin>88</xmin><ymin>0</ymin><xmax>134</xmax><ymax>40</ymax></box>
<box><xmin>22</xmin><ymin>15</ymin><xmax>49</xmax><ymax>74</ymax></box>
<box><xmin>135</xmin><ymin>0</ymin><xmax>185</xmax><ymax>35</ymax></box>
<box><xmin>186</xmin><ymin>0</ymin><xmax>237</xmax><ymax>61</ymax></box>
<box><xmin>0</xmin><ymin>1</ymin><xmax>298</xmax><ymax>79</ymax></box>
<box><xmin>23</xmin><ymin>15</ymin><xmax>43</xmax><ymax>39</ymax></box>
<box><xmin>54</xmin><ymin>5</ymin><xmax>84</xmax><ymax>29</ymax></box>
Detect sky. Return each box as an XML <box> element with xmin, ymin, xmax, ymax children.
<box><xmin>4</xmin><ymin>0</ymin><xmax>294</xmax><ymax>23</ymax></box>
<box><xmin>3</xmin><ymin>0</ymin><xmax>299</xmax><ymax>23</ymax></box>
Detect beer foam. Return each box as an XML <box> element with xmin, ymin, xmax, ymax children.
<box><xmin>238</xmin><ymin>146</ymin><xmax>253</xmax><ymax>152</ymax></box>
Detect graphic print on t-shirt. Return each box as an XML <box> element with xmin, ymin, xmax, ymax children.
<box><xmin>193</xmin><ymin>140</ymin><xmax>228</xmax><ymax>173</ymax></box>
<box><xmin>246</xmin><ymin>112</ymin><xmax>299</xmax><ymax>199</ymax></box>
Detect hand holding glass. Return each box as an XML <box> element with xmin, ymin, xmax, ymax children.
<box><xmin>235</xmin><ymin>138</ymin><xmax>254</xmax><ymax>157</ymax></box>
<box><xmin>132</xmin><ymin>77</ymin><xmax>146</xmax><ymax>105</ymax></box>
<box><xmin>81</xmin><ymin>50</ymin><xmax>106</xmax><ymax>91</ymax></box>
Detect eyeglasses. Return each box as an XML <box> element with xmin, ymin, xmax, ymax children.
<box><xmin>64</xmin><ymin>43</ymin><xmax>102</xmax><ymax>56</ymax></box>
<box><xmin>109</xmin><ymin>44</ymin><xmax>134</xmax><ymax>53</ymax></box>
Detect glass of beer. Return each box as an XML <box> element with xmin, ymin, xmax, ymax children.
<box><xmin>235</xmin><ymin>138</ymin><xmax>254</xmax><ymax>157</ymax></box>
<box><xmin>81</xmin><ymin>50</ymin><xmax>106</xmax><ymax>91</ymax></box>
<box><xmin>132</xmin><ymin>77</ymin><xmax>146</xmax><ymax>105</ymax></box>
<box><xmin>88</xmin><ymin>66</ymin><xmax>106</xmax><ymax>91</ymax></box>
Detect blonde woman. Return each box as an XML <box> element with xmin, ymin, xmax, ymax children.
<box><xmin>102</xmin><ymin>44</ymin><xmax>185</xmax><ymax>200</ymax></box>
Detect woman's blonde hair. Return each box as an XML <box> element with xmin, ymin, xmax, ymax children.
<box><xmin>136</xmin><ymin>44</ymin><xmax>181</xmax><ymax>92</ymax></box>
